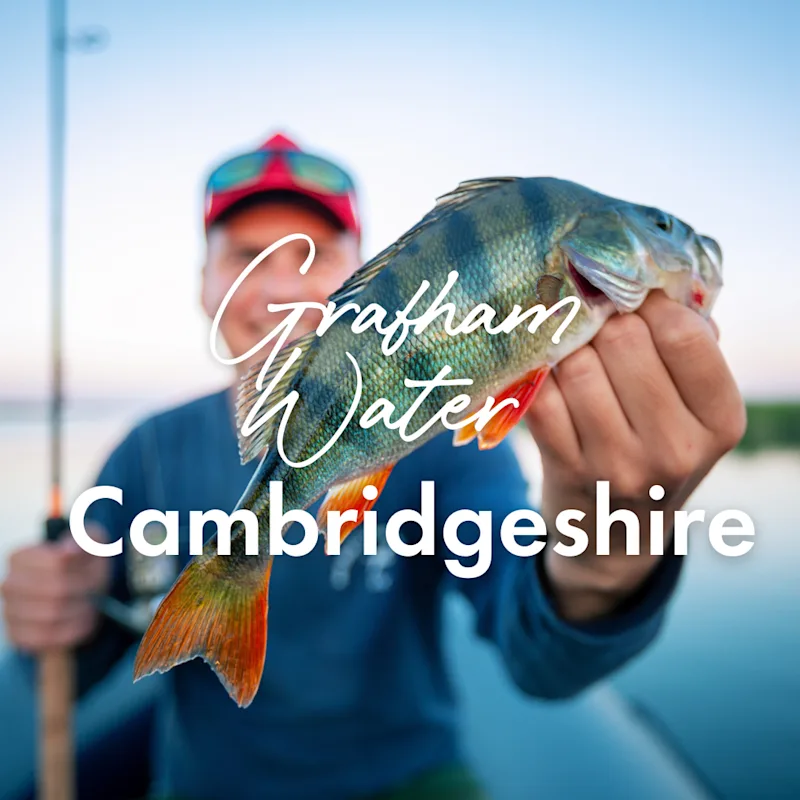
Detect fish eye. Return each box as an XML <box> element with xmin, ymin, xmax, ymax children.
<box><xmin>655</xmin><ymin>216</ymin><xmax>672</xmax><ymax>233</ymax></box>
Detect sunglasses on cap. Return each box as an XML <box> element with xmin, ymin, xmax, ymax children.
<box><xmin>206</xmin><ymin>149</ymin><xmax>356</xmax><ymax>197</ymax></box>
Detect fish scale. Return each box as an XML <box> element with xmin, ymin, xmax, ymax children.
<box><xmin>133</xmin><ymin>175</ymin><xmax>723</xmax><ymax>707</ymax></box>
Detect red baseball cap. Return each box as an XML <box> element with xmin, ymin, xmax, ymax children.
<box><xmin>203</xmin><ymin>132</ymin><xmax>361</xmax><ymax>238</ymax></box>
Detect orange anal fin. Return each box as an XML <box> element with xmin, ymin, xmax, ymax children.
<box><xmin>475</xmin><ymin>366</ymin><xmax>551</xmax><ymax>450</ymax></box>
<box><xmin>452</xmin><ymin>417</ymin><xmax>480</xmax><ymax>448</ymax></box>
<box><xmin>133</xmin><ymin>555</ymin><xmax>272</xmax><ymax>709</ymax></box>
<box><xmin>317</xmin><ymin>465</ymin><xmax>394</xmax><ymax>553</ymax></box>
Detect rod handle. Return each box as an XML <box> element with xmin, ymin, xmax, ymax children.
<box><xmin>38</xmin><ymin>515</ymin><xmax>75</xmax><ymax>800</ymax></box>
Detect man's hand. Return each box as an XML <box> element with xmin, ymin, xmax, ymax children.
<box><xmin>0</xmin><ymin>525</ymin><xmax>112</xmax><ymax>653</ymax></box>
<box><xmin>525</xmin><ymin>291</ymin><xmax>746</xmax><ymax>622</ymax></box>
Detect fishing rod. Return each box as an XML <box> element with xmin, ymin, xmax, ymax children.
<box><xmin>39</xmin><ymin>0</ymin><xmax>74</xmax><ymax>796</ymax></box>
<box><xmin>40</xmin><ymin>2</ymin><xmax>108</xmax><ymax>797</ymax></box>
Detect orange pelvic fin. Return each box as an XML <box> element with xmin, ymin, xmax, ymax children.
<box><xmin>453</xmin><ymin>366</ymin><xmax>551</xmax><ymax>450</ymax></box>
<box><xmin>317</xmin><ymin>465</ymin><xmax>394</xmax><ymax>551</ymax></box>
<box><xmin>133</xmin><ymin>554</ymin><xmax>273</xmax><ymax>709</ymax></box>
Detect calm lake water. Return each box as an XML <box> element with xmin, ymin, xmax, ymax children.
<box><xmin>0</xmin><ymin>398</ymin><xmax>798</xmax><ymax>798</ymax></box>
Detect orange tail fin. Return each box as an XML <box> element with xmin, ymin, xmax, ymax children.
<box><xmin>133</xmin><ymin>554</ymin><xmax>273</xmax><ymax>708</ymax></box>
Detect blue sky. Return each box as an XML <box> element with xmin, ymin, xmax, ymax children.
<box><xmin>1</xmin><ymin>0</ymin><xmax>798</xmax><ymax>401</ymax></box>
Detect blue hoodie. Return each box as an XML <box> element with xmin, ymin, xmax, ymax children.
<box><xmin>84</xmin><ymin>388</ymin><xmax>682</xmax><ymax>800</ymax></box>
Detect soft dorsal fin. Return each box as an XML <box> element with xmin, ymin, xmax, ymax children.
<box><xmin>235</xmin><ymin>330</ymin><xmax>318</xmax><ymax>464</ymax></box>
<box><xmin>328</xmin><ymin>176</ymin><xmax>520</xmax><ymax>307</ymax></box>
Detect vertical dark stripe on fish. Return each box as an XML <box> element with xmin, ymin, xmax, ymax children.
<box><xmin>295</xmin><ymin>374</ymin><xmax>349</xmax><ymax>438</ymax></box>
<box><xmin>516</xmin><ymin>178</ymin><xmax>552</xmax><ymax>263</ymax></box>
<box><xmin>444</xmin><ymin>208</ymin><xmax>482</xmax><ymax>262</ymax></box>
<box><xmin>444</xmin><ymin>207</ymin><xmax>511</xmax><ymax>369</ymax></box>
<box><xmin>372</xmin><ymin>263</ymin><xmax>406</xmax><ymax>317</ymax></box>
<box><xmin>444</xmin><ymin>209</ymin><xmax>497</xmax><ymax>303</ymax></box>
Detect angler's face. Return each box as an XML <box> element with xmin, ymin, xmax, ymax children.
<box><xmin>202</xmin><ymin>202</ymin><xmax>361</xmax><ymax>368</ymax></box>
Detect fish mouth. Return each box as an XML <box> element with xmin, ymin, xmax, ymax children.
<box><xmin>567</xmin><ymin>259</ymin><xmax>608</xmax><ymax>307</ymax></box>
<box><xmin>562</xmin><ymin>244</ymin><xmax>648</xmax><ymax>314</ymax></box>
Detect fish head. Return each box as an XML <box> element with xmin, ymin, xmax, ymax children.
<box><xmin>559</xmin><ymin>203</ymin><xmax>723</xmax><ymax>318</ymax></box>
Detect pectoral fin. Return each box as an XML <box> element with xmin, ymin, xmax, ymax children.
<box><xmin>317</xmin><ymin>465</ymin><xmax>395</xmax><ymax>550</ymax></box>
<box><xmin>453</xmin><ymin>367</ymin><xmax>551</xmax><ymax>450</ymax></box>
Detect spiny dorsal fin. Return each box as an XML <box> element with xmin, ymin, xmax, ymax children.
<box><xmin>235</xmin><ymin>330</ymin><xmax>318</xmax><ymax>464</ymax></box>
<box><xmin>436</xmin><ymin>177</ymin><xmax>520</xmax><ymax>209</ymax></box>
<box><xmin>328</xmin><ymin>177</ymin><xmax>520</xmax><ymax>308</ymax></box>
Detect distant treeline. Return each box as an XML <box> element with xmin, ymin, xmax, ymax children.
<box><xmin>737</xmin><ymin>402</ymin><xmax>800</xmax><ymax>452</ymax></box>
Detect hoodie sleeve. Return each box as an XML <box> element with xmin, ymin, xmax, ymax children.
<box><xmin>435</xmin><ymin>434</ymin><xmax>684</xmax><ymax>700</ymax></box>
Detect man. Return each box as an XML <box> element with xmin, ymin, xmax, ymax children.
<box><xmin>0</xmin><ymin>132</ymin><xmax>745</xmax><ymax>799</ymax></box>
